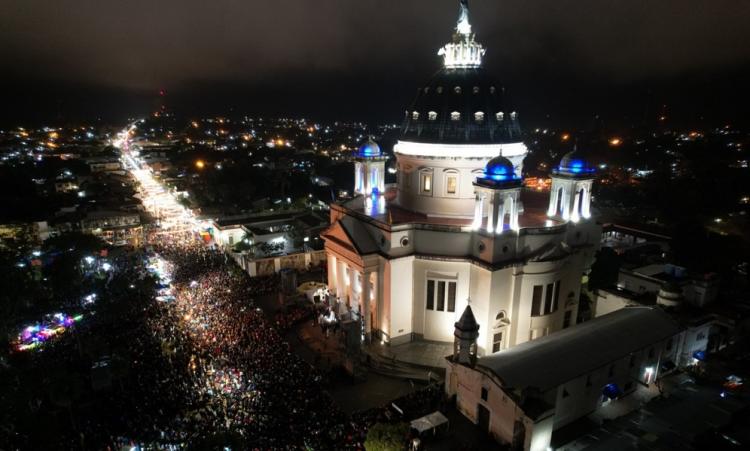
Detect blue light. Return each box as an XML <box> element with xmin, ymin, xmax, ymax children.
<box><xmin>693</xmin><ymin>350</ymin><xmax>706</xmax><ymax>361</ymax></box>
<box><xmin>602</xmin><ymin>383</ymin><xmax>622</xmax><ymax>399</ymax></box>
<box><xmin>484</xmin><ymin>161</ymin><xmax>516</xmax><ymax>181</ymax></box>
<box><xmin>559</xmin><ymin>159</ymin><xmax>595</xmax><ymax>174</ymax></box>
<box><xmin>359</xmin><ymin>142</ymin><xmax>381</xmax><ymax>157</ymax></box>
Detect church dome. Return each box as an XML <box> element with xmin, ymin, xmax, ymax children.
<box><xmin>555</xmin><ymin>148</ymin><xmax>595</xmax><ymax>176</ymax></box>
<box><xmin>357</xmin><ymin>138</ymin><xmax>382</xmax><ymax>158</ymax></box>
<box><xmin>400</xmin><ymin>68</ymin><xmax>522</xmax><ymax>144</ymax></box>
<box><xmin>483</xmin><ymin>156</ymin><xmax>516</xmax><ymax>180</ymax></box>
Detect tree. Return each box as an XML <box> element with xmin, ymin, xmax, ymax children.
<box><xmin>364</xmin><ymin>422</ymin><xmax>409</xmax><ymax>451</ymax></box>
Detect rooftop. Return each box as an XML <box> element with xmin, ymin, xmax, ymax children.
<box><xmin>477</xmin><ymin>307</ymin><xmax>680</xmax><ymax>391</ymax></box>
<box><xmin>337</xmin><ymin>188</ymin><xmax>564</xmax><ymax>230</ymax></box>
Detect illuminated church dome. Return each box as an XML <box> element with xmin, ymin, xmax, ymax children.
<box><xmin>477</xmin><ymin>155</ymin><xmax>520</xmax><ymax>185</ymax></box>
<box><xmin>400</xmin><ymin>2</ymin><xmax>521</xmax><ymax>145</ymax></box>
<box><xmin>357</xmin><ymin>137</ymin><xmax>382</xmax><ymax>158</ymax></box>
<box><xmin>555</xmin><ymin>148</ymin><xmax>595</xmax><ymax>177</ymax></box>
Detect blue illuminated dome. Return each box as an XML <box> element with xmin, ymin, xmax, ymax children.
<box><xmin>555</xmin><ymin>149</ymin><xmax>595</xmax><ymax>177</ymax></box>
<box><xmin>483</xmin><ymin>156</ymin><xmax>517</xmax><ymax>181</ymax></box>
<box><xmin>358</xmin><ymin>138</ymin><xmax>382</xmax><ymax>158</ymax></box>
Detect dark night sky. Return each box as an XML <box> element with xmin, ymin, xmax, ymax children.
<box><xmin>2</xmin><ymin>0</ymin><xmax>750</xmax><ymax>127</ymax></box>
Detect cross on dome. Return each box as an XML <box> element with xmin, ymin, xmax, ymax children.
<box><xmin>438</xmin><ymin>0</ymin><xmax>486</xmax><ymax>69</ymax></box>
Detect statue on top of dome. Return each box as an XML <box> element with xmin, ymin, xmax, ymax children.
<box><xmin>457</xmin><ymin>0</ymin><xmax>472</xmax><ymax>35</ymax></box>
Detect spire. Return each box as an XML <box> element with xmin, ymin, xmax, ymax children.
<box><xmin>453</xmin><ymin>304</ymin><xmax>480</xmax><ymax>366</ymax></box>
<box><xmin>438</xmin><ymin>0</ymin><xmax>486</xmax><ymax>69</ymax></box>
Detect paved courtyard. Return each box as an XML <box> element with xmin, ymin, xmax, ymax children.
<box><xmin>555</xmin><ymin>373</ymin><xmax>747</xmax><ymax>451</ymax></box>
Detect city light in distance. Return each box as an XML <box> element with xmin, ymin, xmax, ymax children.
<box><xmin>561</xmin><ymin>133</ymin><xmax>570</xmax><ymax>141</ymax></box>
<box><xmin>195</xmin><ymin>160</ymin><xmax>205</xmax><ymax>169</ymax></box>
<box><xmin>609</xmin><ymin>137</ymin><xmax>622</xmax><ymax>146</ymax></box>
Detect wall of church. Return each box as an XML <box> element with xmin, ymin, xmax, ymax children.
<box><xmin>388</xmin><ymin>256</ymin><xmax>415</xmax><ymax>345</ymax></box>
<box><xmin>412</xmin><ymin>258</ymin><xmax>472</xmax><ymax>341</ymax></box>
<box><xmin>396</xmin><ymin>153</ymin><xmax>488</xmax><ymax>218</ymax></box>
<box><xmin>511</xmin><ymin>259</ymin><xmax>578</xmax><ymax>347</ymax></box>
<box><xmin>448</xmin><ymin>362</ymin><xmax>554</xmax><ymax>451</ymax></box>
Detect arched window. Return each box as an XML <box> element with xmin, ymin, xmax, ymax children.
<box><xmin>412</xmin><ymin>111</ymin><xmax>420</xmax><ymax>121</ymax></box>
<box><xmin>472</xmin><ymin>86</ymin><xmax>480</xmax><ymax>94</ymax></box>
<box><xmin>451</xmin><ymin>111</ymin><xmax>461</xmax><ymax>121</ymax></box>
<box><xmin>510</xmin><ymin>111</ymin><xmax>518</xmax><ymax>120</ymax></box>
<box><xmin>496</xmin><ymin>112</ymin><xmax>504</xmax><ymax>122</ymax></box>
<box><xmin>428</xmin><ymin>111</ymin><xmax>437</xmax><ymax>121</ymax></box>
<box><xmin>454</xmin><ymin>86</ymin><xmax>462</xmax><ymax>94</ymax></box>
<box><xmin>474</xmin><ymin>111</ymin><xmax>485</xmax><ymax>123</ymax></box>
<box><xmin>577</xmin><ymin>188</ymin><xmax>585</xmax><ymax>216</ymax></box>
<box><xmin>556</xmin><ymin>187</ymin><xmax>564</xmax><ymax>215</ymax></box>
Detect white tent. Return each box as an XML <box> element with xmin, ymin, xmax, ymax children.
<box><xmin>410</xmin><ymin>411</ymin><xmax>449</xmax><ymax>436</ymax></box>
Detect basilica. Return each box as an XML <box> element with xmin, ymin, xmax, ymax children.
<box><xmin>322</xmin><ymin>0</ymin><xmax>600</xmax><ymax>355</ymax></box>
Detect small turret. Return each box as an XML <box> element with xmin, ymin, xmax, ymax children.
<box><xmin>353</xmin><ymin>136</ymin><xmax>386</xmax><ymax>196</ymax></box>
<box><xmin>454</xmin><ymin>304</ymin><xmax>480</xmax><ymax>366</ymax></box>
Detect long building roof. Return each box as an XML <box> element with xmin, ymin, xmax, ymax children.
<box><xmin>477</xmin><ymin>307</ymin><xmax>680</xmax><ymax>391</ymax></box>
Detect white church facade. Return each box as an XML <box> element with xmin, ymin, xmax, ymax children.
<box><xmin>322</xmin><ymin>0</ymin><xmax>601</xmax><ymax>355</ymax></box>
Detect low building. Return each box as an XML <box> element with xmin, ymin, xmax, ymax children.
<box><xmin>446</xmin><ymin>306</ymin><xmax>706</xmax><ymax>451</ymax></box>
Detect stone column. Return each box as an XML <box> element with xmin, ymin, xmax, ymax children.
<box><xmin>362</xmin><ymin>270</ymin><xmax>371</xmax><ymax>342</ymax></box>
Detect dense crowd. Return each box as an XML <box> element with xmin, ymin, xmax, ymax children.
<box><xmin>129</xmin><ymin>234</ymin><xmax>363</xmax><ymax>448</ymax></box>
<box><xmin>1</xmin><ymin>230</ymin><xmax>369</xmax><ymax>449</ymax></box>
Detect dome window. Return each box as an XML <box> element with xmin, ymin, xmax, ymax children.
<box><xmin>474</xmin><ymin>111</ymin><xmax>485</xmax><ymax>122</ymax></box>
<box><xmin>412</xmin><ymin>111</ymin><xmax>420</xmax><ymax>121</ymax></box>
<box><xmin>451</xmin><ymin>111</ymin><xmax>461</xmax><ymax>121</ymax></box>
<box><xmin>510</xmin><ymin>111</ymin><xmax>518</xmax><ymax>120</ymax></box>
<box><xmin>428</xmin><ymin>111</ymin><xmax>437</xmax><ymax>121</ymax></box>
<box><xmin>473</xmin><ymin>86</ymin><xmax>480</xmax><ymax>94</ymax></box>
<box><xmin>496</xmin><ymin>112</ymin><xmax>504</xmax><ymax>122</ymax></box>
<box><xmin>436</xmin><ymin>86</ymin><xmax>444</xmax><ymax>94</ymax></box>
<box><xmin>490</xmin><ymin>86</ymin><xmax>497</xmax><ymax>94</ymax></box>
<box><xmin>454</xmin><ymin>86</ymin><xmax>462</xmax><ymax>94</ymax></box>
<box><xmin>424</xmin><ymin>87</ymin><xmax>430</xmax><ymax>94</ymax></box>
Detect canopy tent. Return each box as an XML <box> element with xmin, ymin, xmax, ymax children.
<box><xmin>410</xmin><ymin>411</ymin><xmax>449</xmax><ymax>436</ymax></box>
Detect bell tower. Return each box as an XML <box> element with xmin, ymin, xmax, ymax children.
<box><xmin>548</xmin><ymin>148</ymin><xmax>595</xmax><ymax>223</ymax></box>
<box><xmin>472</xmin><ymin>156</ymin><xmax>523</xmax><ymax>232</ymax></box>
<box><xmin>354</xmin><ymin>137</ymin><xmax>386</xmax><ymax>196</ymax></box>
<box><xmin>454</xmin><ymin>304</ymin><xmax>480</xmax><ymax>366</ymax></box>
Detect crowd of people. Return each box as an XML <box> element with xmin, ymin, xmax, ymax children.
<box><xmin>124</xmin><ymin>233</ymin><xmax>366</xmax><ymax>448</ymax></box>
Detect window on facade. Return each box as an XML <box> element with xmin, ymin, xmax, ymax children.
<box><xmin>697</xmin><ymin>332</ymin><xmax>706</xmax><ymax>340</ymax></box>
<box><xmin>474</xmin><ymin>111</ymin><xmax>485</xmax><ymax>122</ymax></box>
<box><xmin>426</xmin><ymin>280</ymin><xmax>435</xmax><ymax>310</ymax></box>
<box><xmin>531</xmin><ymin>285</ymin><xmax>543</xmax><ymax>316</ymax></box>
<box><xmin>426</xmin><ymin>279</ymin><xmax>456</xmax><ymax>312</ymax></box>
<box><xmin>412</xmin><ymin>111</ymin><xmax>420</xmax><ymax>120</ymax></box>
<box><xmin>481</xmin><ymin>387</ymin><xmax>488</xmax><ymax>401</ymax></box>
<box><xmin>451</xmin><ymin>111</ymin><xmax>461</xmax><ymax>121</ymax></box>
<box><xmin>428</xmin><ymin>111</ymin><xmax>437</xmax><ymax>121</ymax></box>
<box><xmin>552</xmin><ymin>280</ymin><xmax>561</xmax><ymax>312</ymax></box>
<box><xmin>446</xmin><ymin>175</ymin><xmax>457</xmax><ymax>194</ymax></box>
<box><xmin>492</xmin><ymin>332</ymin><xmax>503</xmax><ymax>353</ymax></box>
<box><xmin>544</xmin><ymin>283</ymin><xmax>554</xmax><ymax>314</ymax></box>
<box><xmin>496</xmin><ymin>112</ymin><xmax>504</xmax><ymax>122</ymax></box>
<box><xmin>563</xmin><ymin>310</ymin><xmax>572</xmax><ymax>329</ymax></box>
<box><xmin>447</xmin><ymin>282</ymin><xmax>456</xmax><ymax>312</ymax></box>
<box><xmin>421</xmin><ymin>173</ymin><xmax>432</xmax><ymax>193</ymax></box>
<box><xmin>510</xmin><ymin>111</ymin><xmax>517</xmax><ymax>120</ymax></box>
